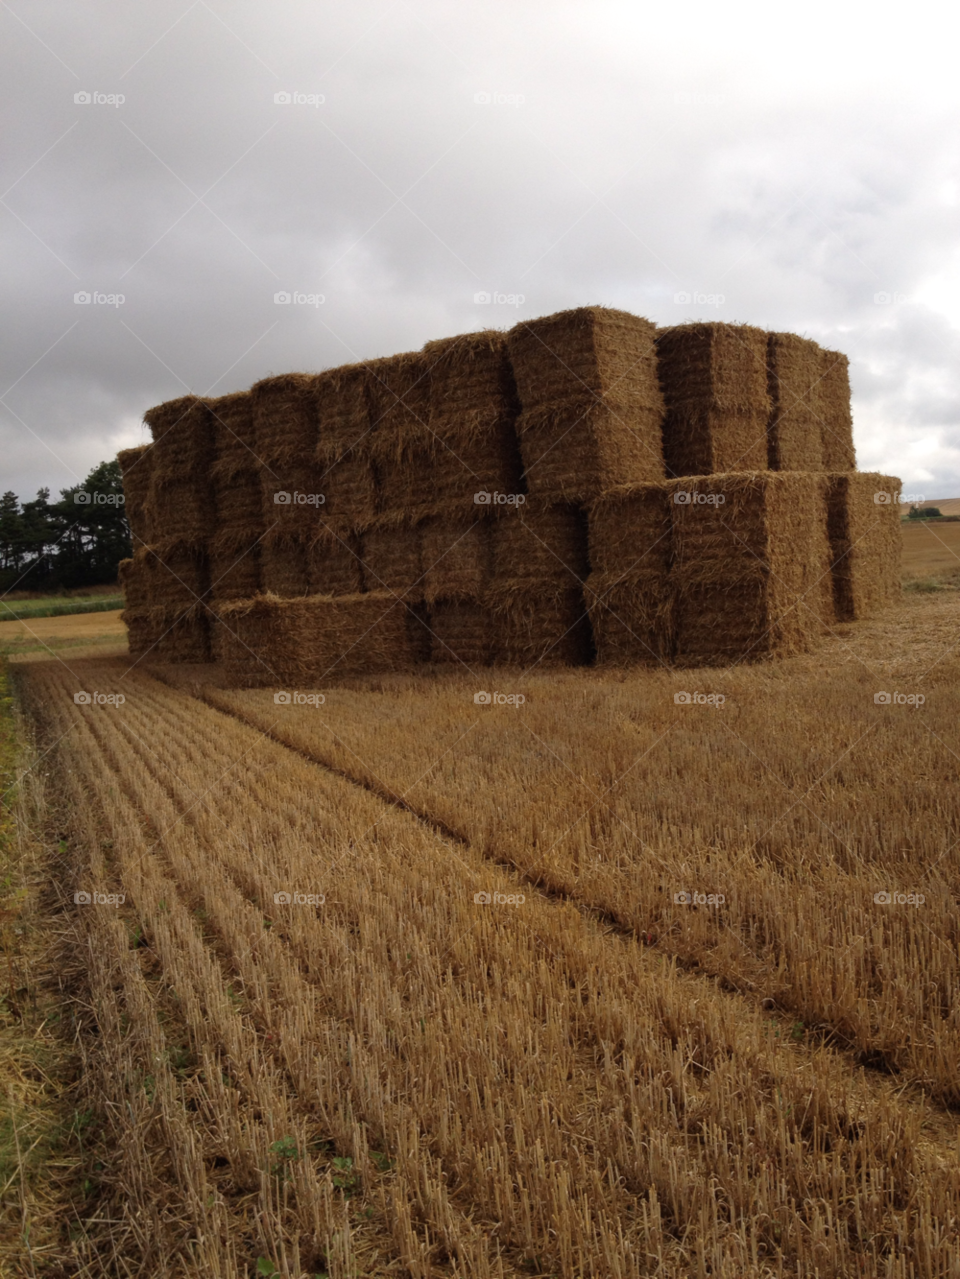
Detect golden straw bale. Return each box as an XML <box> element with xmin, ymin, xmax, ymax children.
<box><xmin>421</xmin><ymin>516</ymin><xmax>494</xmax><ymax>604</ymax></box>
<box><xmin>427</xmin><ymin>598</ymin><xmax>494</xmax><ymax>666</ymax></box>
<box><xmin>669</xmin><ymin>472</ymin><xmax>834</xmax><ymax>665</ymax></box>
<box><xmin>818</xmin><ymin>349</ymin><xmax>857</xmax><ymax>471</ymax></box>
<box><xmin>430</xmin><ymin>430</ymin><xmax>525</xmax><ymax>507</ymax></box>
<box><xmin>308</xmin><ymin>526</ymin><xmax>364</xmax><ymax>596</ymax></box>
<box><xmin>587</xmin><ymin>481</ymin><xmax>672</xmax><ymax>579</ymax></box>
<box><xmin>315</xmin><ymin>361</ymin><xmax>376</xmax><ymax>461</ymax></box>
<box><xmin>423</xmin><ymin>329</ymin><xmax>519</xmax><ymax>436</ymax></box>
<box><xmin>208</xmin><ymin>390</ymin><xmax>257</xmax><ymax>471</ymax></box>
<box><xmin>213</xmin><ymin>469</ymin><xmax>264</xmax><ymax>532</ymax></box>
<box><xmin>117</xmin><ymin>445</ymin><xmax>155</xmax><ymax>548</ymax></box>
<box><xmin>825</xmin><ymin>472</ymin><xmax>901</xmax><ymax>620</ymax></box>
<box><xmin>208</xmin><ymin>539</ymin><xmax>261</xmax><ymax>602</ymax></box>
<box><xmin>584</xmin><ymin>570</ymin><xmax>674</xmax><ymax>666</ymax></box>
<box><xmin>143</xmin><ymin>395</ymin><xmax>215</xmax><ymax>481</ymax></box>
<box><xmin>766</xmin><ymin>332</ymin><xmax>825</xmax><ymax>471</ymax></box>
<box><xmin>507</xmin><ymin>307</ymin><xmax>665</xmax><ymax>502</ymax></box>
<box><xmin>141</xmin><ymin>538</ymin><xmax>210</xmax><ymax>610</ymax></box>
<box><xmin>124</xmin><ymin>603</ymin><xmax>211</xmax><ymax>664</ymax></box>
<box><xmin>315</xmin><ymin>453</ymin><xmax>378</xmax><ymax>529</ymax></box>
<box><xmin>149</xmin><ymin>475</ymin><xmax>216</xmax><ymax>542</ymax></box>
<box><xmin>376</xmin><ymin>451</ymin><xmax>446</xmax><ymax>524</ymax></box>
<box><xmin>251</xmin><ymin>372</ymin><xmax>321</xmax><ymax>464</ymax></box>
<box><xmin>656</xmin><ymin>323</ymin><xmax>770</xmax><ymax>476</ymax></box>
<box><xmin>492</xmin><ymin>501</ymin><xmax>590</xmax><ymax>588</ymax></box>
<box><xmin>367</xmin><ymin>351</ymin><xmax>433</xmax><ymax>464</ymax></box>
<box><xmin>359</xmin><ymin>521</ymin><xmax>423</xmax><ymax>598</ymax></box>
<box><xmin>258</xmin><ymin>461</ymin><xmax>327</xmax><ymax>536</ymax></box>
<box><xmin>260</xmin><ymin>530</ymin><xmax>311</xmax><ymax>597</ymax></box>
<box><xmin>488</xmin><ymin>582</ymin><xmax>593</xmax><ymax>668</ymax></box>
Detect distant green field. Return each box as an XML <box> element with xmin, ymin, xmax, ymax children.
<box><xmin>0</xmin><ymin>595</ymin><xmax>123</xmax><ymax>621</ymax></box>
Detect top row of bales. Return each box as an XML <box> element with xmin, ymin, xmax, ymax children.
<box><xmin>122</xmin><ymin>310</ymin><xmax>856</xmax><ymax>547</ymax></box>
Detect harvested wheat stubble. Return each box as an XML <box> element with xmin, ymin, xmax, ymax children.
<box><xmin>315</xmin><ymin>452</ymin><xmax>377</xmax><ymax>529</ymax></box>
<box><xmin>493</xmin><ymin>501</ymin><xmax>591</xmax><ymax>588</ymax></box>
<box><xmin>818</xmin><ymin>348</ymin><xmax>857</xmax><ymax>471</ymax></box>
<box><xmin>207</xmin><ymin>389</ymin><xmax>257</xmax><ymax>469</ymax></box>
<box><xmin>124</xmin><ymin>602</ymin><xmax>210</xmax><ymax>663</ymax></box>
<box><xmin>215</xmin><ymin>591</ymin><xmax>423</xmax><ymax>685</ymax></box>
<box><xmin>260</xmin><ymin>529</ymin><xmax>311</xmax><ymax>597</ymax></box>
<box><xmin>308</xmin><ymin>525</ymin><xmax>364</xmax><ymax>596</ymax></box>
<box><xmin>657</xmin><ymin>322</ymin><xmax>771</xmax><ymax>476</ymax></box>
<box><xmin>359</xmin><ymin>520</ymin><xmax>423</xmax><ymax>598</ymax></box>
<box><xmin>586</xmin><ymin>482</ymin><xmax>675</xmax><ymax>664</ymax></box>
<box><xmin>826</xmin><ymin>472</ymin><xmax>902</xmax><ymax>620</ymax></box>
<box><xmin>508</xmin><ymin>307</ymin><xmax>666</xmax><ymax>502</ymax></box>
<box><xmin>766</xmin><ymin>331</ymin><xmax>825</xmax><ymax>471</ymax></box>
<box><xmin>117</xmin><ymin>444</ymin><xmax>155</xmax><ymax>547</ymax></box>
<box><xmin>427</xmin><ymin>597</ymin><xmax>494</xmax><ymax>666</ymax></box>
<box><xmin>252</xmin><ymin>371</ymin><xmax>321</xmax><ymax>464</ymax></box>
<box><xmin>669</xmin><ymin>472</ymin><xmax>835</xmax><ymax>665</ymax></box>
<box><xmin>488</xmin><ymin>581</ymin><xmax>593</xmax><ymax>667</ymax></box>
<box><xmin>421</xmin><ymin>514</ymin><xmax>494</xmax><ymax>604</ymax></box>
<box><xmin>315</xmin><ymin>360</ymin><xmax>374</xmax><ymax>460</ymax></box>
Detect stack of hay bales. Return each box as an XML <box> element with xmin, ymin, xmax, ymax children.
<box><xmin>124</xmin><ymin>308</ymin><xmax>899</xmax><ymax>678</ymax></box>
<box><xmin>122</xmin><ymin>396</ymin><xmax>214</xmax><ymax>662</ymax></box>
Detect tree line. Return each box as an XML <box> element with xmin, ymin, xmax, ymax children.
<box><xmin>0</xmin><ymin>459</ymin><xmax>132</xmax><ymax>593</ymax></box>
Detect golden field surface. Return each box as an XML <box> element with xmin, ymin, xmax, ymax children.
<box><xmin>4</xmin><ymin>576</ymin><xmax>960</xmax><ymax>1278</ymax></box>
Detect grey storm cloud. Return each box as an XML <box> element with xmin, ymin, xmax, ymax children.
<box><xmin>3</xmin><ymin>0</ymin><xmax>960</xmax><ymax>499</ymax></box>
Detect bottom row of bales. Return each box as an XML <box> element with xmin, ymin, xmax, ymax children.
<box><xmin>121</xmin><ymin>471</ymin><xmax>900</xmax><ymax>681</ymax></box>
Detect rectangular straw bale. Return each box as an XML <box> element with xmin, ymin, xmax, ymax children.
<box><xmin>144</xmin><ymin>538</ymin><xmax>210</xmax><ymax>610</ymax></box>
<box><xmin>656</xmin><ymin>323</ymin><xmax>770</xmax><ymax>476</ymax></box>
<box><xmin>487</xmin><ymin>582</ymin><xmax>593</xmax><ymax>668</ymax></box>
<box><xmin>308</xmin><ymin>526</ymin><xmax>364</xmax><ymax>596</ymax></box>
<box><xmin>209</xmin><ymin>537</ymin><xmax>261</xmax><ymax>602</ymax></box>
<box><xmin>213</xmin><ymin>469</ymin><xmax>264</xmax><ymax>532</ymax></box>
<box><xmin>259</xmin><ymin>461</ymin><xmax>327</xmax><ymax>536</ymax></box>
<box><xmin>492</xmin><ymin>501</ymin><xmax>590</xmax><ymax>588</ymax></box>
<box><xmin>316</xmin><ymin>453</ymin><xmax>377</xmax><ymax>529</ymax></box>
<box><xmin>825</xmin><ymin>472</ymin><xmax>901</xmax><ymax>620</ymax></box>
<box><xmin>252</xmin><ymin>372</ymin><xmax>321</xmax><ymax>464</ymax></box>
<box><xmin>507</xmin><ymin>307</ymin><xmax>665</xmax><ymax>502</ymax></box>
<box><xmin>818</xmin><ymin>349</ymin><xmax>856</xmax><ymax>471</ymax></box>
<box><xmin>669</xmin><ymin>472</ymin><xmax>833</xmax><ymax>665</ymax></box>
<box><xmin>430</xmin><ymin>427</ymin><xmax>525</xmax><ymax>507</ymax></box>
<box><xmin>376</xmin><ymin>450</ymin><xmax>445</xmax><ymax>524</ymax></box>
<box><xmin>367</xmin><ymin>351</ymin><xmax>433</xmax><ymax>464</ymax></box>
<box><xmin>208</xmin><ymin>391</ymin><xmax>257</xmax><ymax>470</ymax></box>
<box><xmin>211</xmin><ymin>595</ymin><xmax>295</xmax><ymax>686</ymax></box>
<box><xmin>427</xmin><ymin>598</ymin><xmax>494</xmax><ymax>666</ymax></box>
<box><xmin>766</xmin><ymin>332</ymin><xmax>825</xmax><ymax>471</ymax></box>
<box><xmin>587</xmin><ymin>481</ymin><xmax>672</xmax><ymax>579</ymax></box>
<box><xmin>359</xmin><ymin>521</ymin><xmax>423</xmax><ymax>598</ymax></box>
<box><xmin>125</xmin><ymin>604</ymin><xmax>211</xmax><ymax>664</ymax></box>
<box><xmin>118</xmin><ymin>553</ymin><xmax>151</xmax><ymax>612</ymax></box>
<box><xmin>117</xmin><ymin>445</ymin><xmax>155</xmax><ymax>548</ymax></box>
<box><xmin>584</xmin><ymin>570</ymin><xmax>674</xmax><ymax>666</ymax></box>
<box><xmin>143</xmin><ymin>395</ymin><xmax>215</xmax><ymax>481</ymax></box>
<box><xmin>315</xmin><ymin>362</ymin><xmax>375</xmax><ymax>461</ymax></box>
<box><xmin>423</xmin><ymin>329</ymin><xmax>519</xmax><ymax>434</ymax></box>
<box><xmin>149</xmin><ymin>474</ymin><xmax>215</xmax><ymax>542</ymax></box>
<box><xmin>421</xmin><ymin>516</ymin><xmax>494</xmax><ymax>604</ymax></box>
<box><xmin>260</xmin><ymin>530</ymin><xmax>311</xmax><ymax>597</ymax></box>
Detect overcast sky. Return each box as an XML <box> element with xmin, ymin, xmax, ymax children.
<box><xmin>3</xmin><ymin>0</ymin><xmax>960</xmax><ymax>502</ymax></box>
